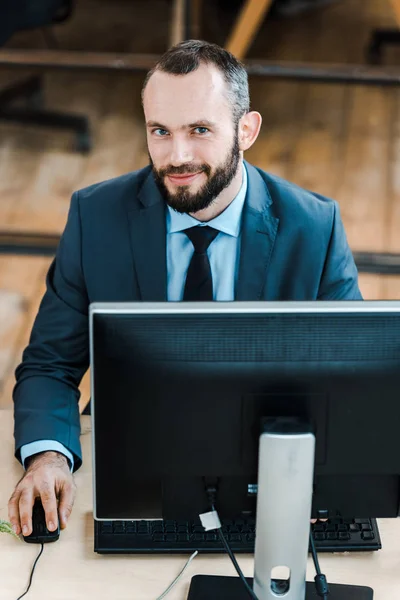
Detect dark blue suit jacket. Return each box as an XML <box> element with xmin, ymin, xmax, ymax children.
<box><xmin>13</xmin><ymin>161</ymin><xmax>362</xmax><ymax>469</ymax></box>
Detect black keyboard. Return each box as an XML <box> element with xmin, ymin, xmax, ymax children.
<box><xmin>94</xmin><ymin>515</ymin><xmax>382</xmax><ymax>554</ymax></box>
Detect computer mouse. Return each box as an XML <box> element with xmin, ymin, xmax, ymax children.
<box><xmin>23</xmin><ymin>497</ymin><xmax>60</xmax><ymax>543</ymax></box>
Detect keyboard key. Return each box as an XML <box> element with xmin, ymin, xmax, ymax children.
<box><xmin>355</xmin><ymin>519</ymin><xmax>370</xmax><ymax>525</ymax></box>
<box><xmin>166</xmin><ymin>534</ymin><xmax>178</xmax><ymax>542</ymax></box>
<box><xmin>361</xmin><ymin>524</ymin><xmax>373</xmax><ymax>532</ymax></box>
<box><xmin>361</xmin><ymin>532</ymin><xmax>375</xmax><ymax>541</ymax></box>
<box><xmin>338</xmin><ymin>532</ymin><xmax>351</xmax><ymax>541</ymax></box>
<box><xmin>241</xmin><ymin>525</ymin><xmax>252</xmax><ymax>533</ymax></box>
<box><xmin>327</xmin><ymin>532</ymin><xmax>338</xmax><ymax>540</ymax></box>
<box><xmin>193</xmin><ymin>526</ymin><xmax>204</xmax><ymax>533</ymax></box>
<box><xmin>165</xmin><ymin>525</ymin><xmax>176</xmax><ymax>533</ymax></box>
<box><xmin>177</xmin><ymin>521</ymin><xmax>189</xmax><ymax>528</ymax></box>
<box><xmin>154</xmin><ymin>533</ymin><xmax>164</xmax><ymax>542</ymax></box>
<box><xmin>317</xmin><ymin>510</ymin><xmax>329</xmax><ymax>520</ymax></box>
<box><xmin>165</xmin><ymin>520</ymin><xmax>175</xmax><ymax>527</ymax></box>
<box><xmin>113</xmin><ymin>522</ymin><xmax>125</xmax><ymax>533</ymax></box>
<box><xmin>178</xmin><ymin>533</ymin><xmax>189</xmax><ymax>542</ymax></box>
<box><xmin>314</xmin><ymin>533</ymin><xmax>326</xmax><ymax>541</ymax></box>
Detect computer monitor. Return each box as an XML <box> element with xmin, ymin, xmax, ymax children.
<box><xmin>89</xmin><ymin>301</ymin><xmax>400</xmax><ymax>600</ymax></box>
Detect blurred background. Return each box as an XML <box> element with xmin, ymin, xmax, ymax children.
<box><xmin>1</xmin><ymin>0</ymin><xmax>400</xmax><ymax>410</ymax></box>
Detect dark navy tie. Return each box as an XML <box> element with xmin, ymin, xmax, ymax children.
<box><xmin>183</xmin><ymin>226</ymin><xmax>220</xmax><ymax>301</ymax></box>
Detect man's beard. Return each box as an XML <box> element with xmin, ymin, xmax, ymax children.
<box><xmin>151</xmin><ymin>133</ymin><xmax>240</xmax><ymax>214</ymax></box>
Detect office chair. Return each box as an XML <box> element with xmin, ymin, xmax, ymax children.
<box><xmin>0</xmin><ymin>0</ymin><xmax>91</xmax><ymax>152</ymax></box>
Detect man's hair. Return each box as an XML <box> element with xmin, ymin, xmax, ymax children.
<box><xmin>141</xmin><ymin>39</ymin><xmax>250</xmax><ymax>123</ymax></box>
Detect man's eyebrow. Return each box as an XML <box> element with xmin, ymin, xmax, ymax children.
<box><xmin>146</xmin><ymin>121</ymin><xmax>166</xmax><ymax>129</ymax></box>
<box><xmin>186</xmin><ymin>120</ymin><xmax>217</xmax><ymax>129</ymax></box>
<box><xmin>146</xmin><ymin>120</ymin><xmax>217</xmax><ymax>130</ymax></box>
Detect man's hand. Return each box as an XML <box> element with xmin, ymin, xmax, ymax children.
<box><xmin>8</xmin><ymin>451</ymin><xmax>76</xmax><ymax>537</ymax></box>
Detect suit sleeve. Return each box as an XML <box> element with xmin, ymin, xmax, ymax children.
<box><xmin>20</xmin><ymin>440</ymin><xmax>74</xmax><ymax>472</ymax></box>
<box><xmin>317</xmin><ymin>201</ymin><xmax>363</xmax><ymax>300</ymax></box>
<box><xmin>13</xmin><ymin>191</ymin><xmax>89</xmax><ymax>471</ymax></box>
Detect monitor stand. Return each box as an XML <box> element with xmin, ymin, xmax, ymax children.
<box><xmin>186</xmin><ymin>576</ymin><xmax>373</xmax><ymax>599</ymax></box>
<box><xmin>186</xmin><ymin>418</ymin><xmax>373</xmax><ymax>600</ymax></box>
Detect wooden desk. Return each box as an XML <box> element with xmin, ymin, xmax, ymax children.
<box><xmin>1</xmin><ymin>410</ymin><xmax>400</xmax><ymax>599</ymax></box>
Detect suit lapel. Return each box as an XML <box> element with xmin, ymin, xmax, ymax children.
<box><xmin>126</xmin><ymin>162</ymin><xmax>278</xmax><ymax>302</ymax></box>
<box><xmin>126</xmin><ymin>170</ymin><xmax>167</xmax><ymax>301</ymax></box>
<box><xmin>236</xmin><ymin>162</ymin><xmax>279</xmax><ymax>300</ymax></box>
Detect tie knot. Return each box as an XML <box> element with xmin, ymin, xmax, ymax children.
<box><xmin>183</xmin><ymin>225</ymin><xmax>219</xmax><ymax>254</ymax></box>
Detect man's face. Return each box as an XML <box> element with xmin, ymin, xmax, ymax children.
<box><xmin>143</xmin><ymin>64</ymin><xmax>241</xmax><ymax>213</ymax></box>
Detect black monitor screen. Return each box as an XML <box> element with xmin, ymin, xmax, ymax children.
<box><xmin>89</xmin><ymin>301</ymin><xmax>400</xmax><ymax>521</ymax></box>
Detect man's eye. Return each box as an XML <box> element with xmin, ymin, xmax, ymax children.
<box><xmin>153</xmin><ymin>129</ymin><xmax>169</xmax><ymax>136</ymax></box>
<box><xmin>193</xmin><ymin>127</ymin><xmax>209</xmax><ymax>134</ymax></box>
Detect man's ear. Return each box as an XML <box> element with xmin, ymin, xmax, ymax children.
<box><xmin>238</xmin><ymin>111</ymin><xmax>262</xmax><ymax>152</ymax></box>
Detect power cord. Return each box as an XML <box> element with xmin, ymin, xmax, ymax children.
<box><xmin>205</xmin><ymin>485</ymin><xmax>259</xmax><ymax>600</ymax></box>
<box><xmin>155</xmin><ymin>551</ymin><xmax>198</xmax><ymax>600</ymax></box>
<box><xmin>215</xmin><ymin>526</ymin><xmax>259</xmax><ymax>600</ymax></box>
<box><xmin>309</xmin><ymin>530</ymin><xmax>330</xmax><ymax>599</ymax></box>
<box><xmin>17</xmin><ymin>543</ymin><xmax>44</xmax><ymax>600</ymax></box>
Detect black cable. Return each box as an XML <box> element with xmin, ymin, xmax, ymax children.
<box><xmin>216</xmin><ymin>526</ymin><xmax>259</xmax><ymax>600</ymax></box>
<box><xmin>309</xmin><ymin>531</ymin><xmax>329</xmax><ymax>599</ymax></box>
<box><xmin>17</xmin><ymin>543</ymin><xmax>44</xmax><ymax>600</ymax></box>
<box><xmin>206</xmin><ymin>486</ymin><xmax>258</xmax><ymax>600</ymax></box>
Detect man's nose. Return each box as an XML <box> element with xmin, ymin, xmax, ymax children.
<box><xmin>169</xmin><ymin>138</ymin><xmax>193</xmax><ymax>166</ymax></box>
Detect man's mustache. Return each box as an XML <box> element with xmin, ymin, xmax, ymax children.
<box><xmin>158</xmin><ymin>164</ymin><xmax>211</xmax><ymax>177</ymax></box>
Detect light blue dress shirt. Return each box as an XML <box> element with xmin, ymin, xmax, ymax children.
<box><xmin>167</xmin><ymin>162</ymin><xmax>247</xmax><ymax>301</ymax></box>
<box><xmin>20</xmin><ymin>164</ymin><xmax>248</xmax><ymax>471</ymax></box>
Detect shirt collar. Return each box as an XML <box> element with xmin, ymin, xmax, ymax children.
<box><xmin>166</xmin><ymin>162</ymin><xmax>248</xmax><ymax>238</ymax></box>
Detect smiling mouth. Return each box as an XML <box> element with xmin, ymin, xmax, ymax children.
<box><xmin>166</xmin><ymin>172</ymin><xmax>203</xmax><ymax>185</ymax></box>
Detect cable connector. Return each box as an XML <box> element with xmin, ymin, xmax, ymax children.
<box><xmin>199</xmin><ymin>510</ymin><xmax>221</xmax><ymax>531</ymax></box>
<box><xmin>314</xmin><ymin>573</ymin><xmax>330</xmax><ymax>598</ymax></box>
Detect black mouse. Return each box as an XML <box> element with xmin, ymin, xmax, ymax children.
<box><xmin>23</xmin><ymin>497</ymin><xmax>60</xmax><ymax>544</ymax></box>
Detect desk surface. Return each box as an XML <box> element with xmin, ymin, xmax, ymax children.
<box><xmin>1</xmin><ymin>409</ymin><xmax>400</xmax><ymax>599</ymax></box>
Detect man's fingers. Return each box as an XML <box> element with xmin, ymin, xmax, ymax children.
<box><xmin>58</xmin><ymin>481</ymin><xmax>76</xmax><ymax>529</ymax></box>
<box><xmin>19</xmin><ymin>488</ymin><xmax>35</xmax><ymax>536</ymax></box>
<box><xmin>8</xmin><ymin>489</ymin><xmax>22</xmax><ymax>535</ymax></box>
<box><xmin>39</xmin><ymin>483</ymin><xmax>59</xmax><ymax>531</ymax></box>
<box><xmin>311</xmin><ymin>518</ymin><xmax>329</xmax><ymax>524</ymax></box>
